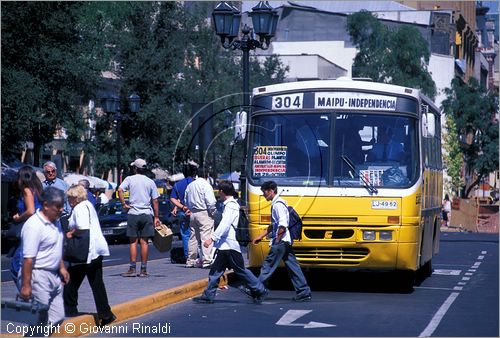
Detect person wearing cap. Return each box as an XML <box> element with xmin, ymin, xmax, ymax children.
<box><xmin>118</xmin><ymin>158</ymin><xmax>161</xmax><ymax>277</ymax></box>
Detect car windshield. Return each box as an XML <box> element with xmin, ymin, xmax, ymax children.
<box><xmin>97</xmin><ymin>201</ymin><xmax>124</xmax><ymax>217</ymax></box>
<box><xmin>249</xmin><ymin>112</ymin><xmax>418</xmax><ymax>188</ymax></box>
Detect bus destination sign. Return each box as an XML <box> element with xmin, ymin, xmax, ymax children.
<box><xmin>315</xmin><ymin>92</ymin><xmax>397</xmax><ymax>111</ymax></box>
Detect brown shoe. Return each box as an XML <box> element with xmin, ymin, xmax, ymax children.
<box><xmin>121</xmin><ymin>268</ymin><xmax>136</xmax><ymax>277</ymax></box>
<box><xmin>138</xmin><ymin>270</ymin><xmax>149</xmax><ymax>277</ymax></box>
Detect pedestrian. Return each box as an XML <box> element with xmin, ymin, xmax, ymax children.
<box><xmin>42</xmin><ymin>161</ymin><xmax>69</xmax><ymax>192</ymax></box>
<box><xmin>118</xmin><ymin>158</ymin><xmax>161</xmax><ymax>277</ymax></box>
<box><xmin>192</xmin><ymin>180</ymin><xmax>268</xmax><ymax>304</ymax></box>
<box><xmin>63</xmin><ymin>185</ymin><xmax>116</xmax><ymax>326</ymax></box>
<box><xmin>248</xmin><ymin>180</ymin><xmax>312</xmax><ymax>302</ymax></box>
<box><xmin>169</xmin><ymin>161</ymin><xmax>198</xmax><ymax>262</ymax></box>
<box><xmin>10</xmin><ymin>166</ymin><xmax>43</xmax><ymax>289</ymax></box>
<box><xmin>42</xmin><ymin>160</ymin><xmax>71</xmax><ymax>223</ymax></box>
<box><xmin>19</xmin><ymin>187</ymin><xmax>70</xmax><ymax>328</ymax></box>
<box><xmin>442</xmin><ymin>194</ymin><xmax>451</xmax><ymax>227</ymax></box>
<box><xmin>184</xmin><ymin>167</ymin><xmax>217</xmax><ymax>268</ymax></box>
<box><xmin>78</xmin><ymin>178</ymin><xmax>97</xmax><ymax>208</ymax></box>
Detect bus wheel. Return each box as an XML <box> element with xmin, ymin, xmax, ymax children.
<box><xmin>416</xmin><ymin>260</ymin><xmax>433</xmax><ymax>285</ymax></box>
<box><xmin>395</xmin><ymin>270</ymin><xmax>415</xmax><ymax>293</ymax></box>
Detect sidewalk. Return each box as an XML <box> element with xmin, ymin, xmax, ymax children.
<box><xmin>1</xmin><ymin>256</ymin><xmax>229</xmax><ymax>337</ymax></box>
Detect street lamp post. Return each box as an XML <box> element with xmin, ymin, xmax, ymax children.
<box><xmin>212</xmin><ymin>1</ymin><xmax>278</xmax><ymax>204</ymax></box>
<box><xmin>101</xmin><ymin>92</ymin><xmax>140</xmax><ymax>183</ymax></box>
<box><xmin>212</xmin><ymin>1</ymin><xmax>278</xmax><ymax>106</ymax></box>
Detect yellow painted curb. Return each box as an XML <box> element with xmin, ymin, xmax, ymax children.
<box><xmin>49</xmin><ymin>272</ymin><xmax>231</xmax><ymax>337</ymax></box>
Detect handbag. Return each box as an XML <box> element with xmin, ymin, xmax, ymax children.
<box><xmin>63</xmin><ymin>205</ymin><xmax>91</xmax><ymax>264</ymax></box>
<box><xmin>153</xmin><ymin>223</ymin><xmax>173</xmax><ymax>253</ymax></box>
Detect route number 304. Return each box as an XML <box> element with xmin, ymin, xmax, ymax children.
<box><xmin>272</xmin><ymin>93</ymin><xmax>303</xmax><ymax>110</ymax></box>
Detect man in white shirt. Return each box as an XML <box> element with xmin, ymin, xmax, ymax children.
<box><xmin>184</xmin><ymin>168</ymin><xmax>217</xmax><ymax>268</ymax></box>
<box><xmin>192</xmin><ymin>181</ymin><xmax>268</xmax><ymax>304</ymax></box>
<box><xmin>252</xmin><ymin>181</ymin><xmax>312</xmax><ymax>302</ymax></box>
<box><xmin>19</xmin><ymin>187</ymin><xmax>70</xmax><ymax>327</ymax></box>
<box><xmin>118</xmin><ymin>158</ymin><xmax>161</xmax><ymax>277</ymax></box>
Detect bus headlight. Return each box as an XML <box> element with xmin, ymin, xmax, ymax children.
<box><xmin>379</xmin><ymin>231</ymin><xmax>393</xmax><ymax>241</ymax></box>
<box><xmin>363</xmin><ymin>230</ymin><xmax>376</xmax><ymax>240</ymax></box>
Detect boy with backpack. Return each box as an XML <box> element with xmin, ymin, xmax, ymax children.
<box><xmin>248</xmin><ymin>180</ymin><xmax>312</xmax><ymax>302</ymax></box>
<box><xmin>192</xmin><ymin>180</ymin><xmax>268</xmax><ymax>304</ymax></box>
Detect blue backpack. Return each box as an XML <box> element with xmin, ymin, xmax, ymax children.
<box><xmin>275</xmin><ymin>201</ymin><xmax>303</xmax><ymax>242</ymax></box>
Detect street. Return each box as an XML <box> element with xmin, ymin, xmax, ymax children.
<box><xmin>89</xmin><ymin>232</ymin><xmax>498</xmax><ymax>337</ymax></box>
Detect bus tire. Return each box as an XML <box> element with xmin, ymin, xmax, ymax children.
<box><xmin>395</xmin><ymin>270</ymin><xmax>415</xmax><ymax>293</ymax></box>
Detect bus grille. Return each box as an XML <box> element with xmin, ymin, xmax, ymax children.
<box><xmin>294</xmin><ymin>247</ymin><xmax>369</xmax><ymax>264</ymax></box>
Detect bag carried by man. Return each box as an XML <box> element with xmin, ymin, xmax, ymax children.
<box><xmin>230</xmin><ymin>202</ymin><xmax>251</xmax><ymax>247</ymax></box>
<box><xmin>275</xmin><ymin>201</ymin><xmax>303</xmax><ymax>242</ymax></box>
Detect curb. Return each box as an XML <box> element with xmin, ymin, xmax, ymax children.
<box><xmin>48</xmin><ymin>272</ymin><xmax>231</xmax><ymax>337</ymax></box>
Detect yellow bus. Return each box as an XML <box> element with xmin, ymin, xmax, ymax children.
<box><xmin>242</xmin><ymin>79</ymin><xmax>442</xmax><ymax>290</ymax></box>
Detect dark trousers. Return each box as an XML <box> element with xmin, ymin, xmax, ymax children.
<box><xmin>203</xmin><ymin>249</ymin><xmax>266</xmax><ymax>300</ymax></box>
<box><xmin>63</xmin><ymin>256</ymin><xmax>113</xmax><ymax>319</ymax></box>
<box><xmin>259</xmin><ymin>241</ymin><xmax>311</xmax><ymax>297</ymax></box>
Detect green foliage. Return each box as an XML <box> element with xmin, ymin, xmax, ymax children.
<box><xmin>442</xmin><ymin>77</ymin><xmax>499</xmax><ymax>197</ymax></box>
<box><xmin>346</xmin><ymin>10</ymin><xmax>436</xmax><ymax>100</ymax></box>
<box><xmin>1</xmin><ymin>1</ymin><xmax>105</xmax><ymax>165</ymax></box>
<box><xmin>442</xmin><ymin>117</ymin><xmax>463</xmax><ymax>196</ymax></box>
<box><xmin>1</xmin><ymin>2</ymin><xmax>288</xmax><ymax>178</ymax></box>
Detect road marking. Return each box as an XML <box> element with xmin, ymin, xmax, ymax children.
<box><xmin>461</xmin><ymin>277</ymin><xmax>470</xmax><ymax>281</ymax></box>
<box><xmin>468</xmin><ymin>269</ymin><xmax>476</xmax><ymax>272</ymax></box>
<box><xmin>464</xmin><ymin>272</ymin><xmax>473</xmax><ymax>276</ymax></box>
<box><xmin>453</xmin><ymin>286</ymin><xmax>463</xmax><ymax>291</ymax></box>
<box><xmin>102</xmin><ymin>258</ymin><xmax>121</xmax><ymax>263</ymax></box>
<box><xmin>432</xmin><ymin>269</ymin><xmax>461</xmax><ymax>276</ymax></box>
<box><xmin>478</xmin><ymin>255</ymin><xmax>485</xmax><ymax>260</ymax></box>
<box><xmin>472</xmin><ymin>262</ymin><xmax>481</xmax><ymax>268</ymax></box>
<box><xmin>419</xmin><ymin>292</ymin><xmax>460</xmax><ymax>337</ymax></box>
<box><xmin>276</xmin><ymin>310</ymin><xmax>336</xmax><ymax>329</ymax></box>
<box><xmin>414</xmin><ymin>286</ymin><xmax>457</xmax><ymax>291</ymax></box>
<box><xmin>457</xmin><ymin>282</ymin><xmax>466</xmax><ymax>285</ymax></box>
<box><xmin>481</xmin><ymin>251</ymin><xmax>487</xmax><ymax>254</ymax></box>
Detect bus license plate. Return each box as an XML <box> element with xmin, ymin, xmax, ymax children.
<box><xmin>371</xmin><ymin>200</ymin><xmax>398</xmax><ymax>209</ymax></box>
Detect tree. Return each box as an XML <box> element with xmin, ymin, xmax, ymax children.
<box><xmin>346</xmin><ymin>10</ymin><xmax>436</xmax><ymax>100</ymax></box>
<box><xmin>442</xmin><ymin>116</ymin><xmax>463</xmax><ymax>196</ymax></box>
<box><xmin>93</xmin><ymin>2</ymin><xmax>288</xmax><ymax>176</ymax></box>
<box><xmin>1</xmin><ymin>2</ymin><xmax>105</xmax><ymax>166</ymax></box>
<box><xmin>442</xmin><ymin>77</ymin><xmax>499</xmax><ymax>197</ymax></box>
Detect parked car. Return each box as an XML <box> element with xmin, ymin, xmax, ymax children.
<box><xmin>97</xmin><ymin>198</ymin><xmax>181</xmax><ymax>244</ymax></box>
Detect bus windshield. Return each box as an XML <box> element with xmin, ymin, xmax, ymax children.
<box><xmin>249</xmin><ymin>112</ymin><xmax>418</xmax><ymax>188</ymax></box>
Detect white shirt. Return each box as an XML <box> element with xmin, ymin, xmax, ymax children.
<box><xmin>68</xmin><ymin>200</ymin><xmax>110</xmax><ymax>263</ymax></box>
<box><xmin>21</xmin><ymin>210</ymin><xmax>63</xmax><ymax>270</ymax></box>
<box><xmin>270</xmin><ymin>195</ymin><xmax>291</xmax><ymax>245</ymax></box>
<box><xmin>119</xmin><ymin>174</ymin><xmax>159</xmax><ymax>215</ymax></box>
<box><xmin>211</xmin><ymin>197</ymin><xmax>241</xmax><ymax>252</ymax></box>
<box><xmin>99</xmin><ymin>193</ymin><xmax>109</xmax><ymax>205</ymax></box>
<box><xmin>184</xmin><ymin>178</ymin><xmax>216</xmax><ymax>214</ymax></box>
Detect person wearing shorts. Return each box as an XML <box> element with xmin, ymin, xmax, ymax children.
<box><xmin>118</xmin><ymin>159</ymin><xmax>161</xmax><ymax>277</ymax></box>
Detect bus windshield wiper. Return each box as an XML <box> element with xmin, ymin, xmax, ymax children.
<box><xmin>341</xmin><ymin>155</ymin><xmax>378</xmax><ymax>195</ymax></box>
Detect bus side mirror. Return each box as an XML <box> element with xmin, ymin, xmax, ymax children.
<box><xmin>234</xmin><ymin>110</ymin><xmax>247</xmax><ymax>141</ymax></box>
<box><xmin>426</xmin><ymin>113</ymin><xmax>435</xmax><ymax>137</ymax></box>
<box><xmin>421</xmin><ymin>113</ymin><xmax>435</xmax><ymax>138</ymax></box>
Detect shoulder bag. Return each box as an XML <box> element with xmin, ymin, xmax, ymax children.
<box><xmin>63</xmin><ymin>205</ymin><xmax>90</xmax><ymax>264</ymax></box>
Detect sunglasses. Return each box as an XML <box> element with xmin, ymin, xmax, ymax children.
<box><xmin>45</xmin><ymin>169</ymin><xmax>56</xmax><ymax>174</ymax></box>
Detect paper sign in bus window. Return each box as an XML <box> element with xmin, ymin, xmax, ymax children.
<box><xmin>253</xmin><ymin>146</ymin><xmax>287</xmax><ymax>177</ymax></box>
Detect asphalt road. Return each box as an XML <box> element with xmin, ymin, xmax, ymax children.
<box><xmin>89</xmin><ymin>232</ymin><xmax>498</xmax><ymax>337</ymax></box>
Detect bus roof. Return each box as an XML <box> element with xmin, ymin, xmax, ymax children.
<box><xmin>253</xmin><ymin>78</ymin><xmax>438</xmax><ymax>108</ymax></box>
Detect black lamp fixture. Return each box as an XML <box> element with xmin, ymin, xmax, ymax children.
<box><xmin>212</xmin><ymin>1</ymin><xmax>278</xmax><ymax>205</ymax></box>
<box><xmin>212</xmin><ymin>1</ymin><xmax>279</xmax><ymax>106</ymax></box>
<box><xmin>101</xmin><ymin>92</ymin><xmax>140</xmax><ymax>182</ymax></box>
